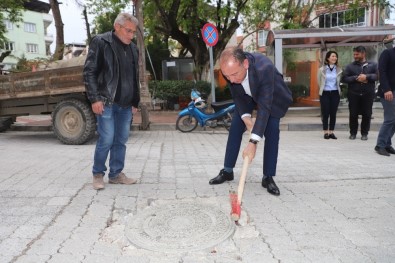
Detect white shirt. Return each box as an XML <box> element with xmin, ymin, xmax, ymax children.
<box><xmin>240</xmin><ymin>71</ymin><xmax>263</xmax><ymax>141</ymax></box>
<box><xmin>324</xmin><ymin>65</ymin><xmax>338</xmax><ymax>91</ymax></box>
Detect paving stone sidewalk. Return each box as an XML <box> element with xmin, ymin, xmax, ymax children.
<box><xmin>1</xmin><ymin>129</ymin><xmax>394</xmax><ymax>263</ymax></box>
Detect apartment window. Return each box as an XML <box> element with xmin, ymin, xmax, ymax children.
<box><xmin>3</xmin><ymin>42</ymin><xmax>15</xmax><ymax>51</ymax></box>
<box><xmin>4</xmin><ymin>20</ymin><xmax>13</xmax><ymax>30</ymax></box>
<box><xmin>319</xmin><ymin>8</ymin><xmax>366</xmax><ymax>28</ymax></box>
<box><xmin>338</xmin><ymin>12</ymin><xmax>344</xmax><ymax>27</ymax></box>
<box><xmin>26</xmin><ymin>43</ymin><xmax>38</xmax><ymax>53</ymax></box>
<box><xmin>258</xmin><ymin>30</ymin><xmax>268</xmax><ymax>47</ymax></box>
<box><xmin>24</xmin><ymin>22</ymin><xmax>37</xmax><ymax>33</ymax></box>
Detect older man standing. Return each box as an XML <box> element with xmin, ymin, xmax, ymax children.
<box><xmin>84</xmin><ymin>13</ymin><xmax>140</xmax><ymax>190</ymax></box>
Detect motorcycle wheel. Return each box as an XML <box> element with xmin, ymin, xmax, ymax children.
<box><xmin>176</xmin><ymin>115</ymin><xmax>198</xmax><ymax>132</ymax></box>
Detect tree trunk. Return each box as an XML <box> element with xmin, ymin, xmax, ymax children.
<box><xmin>83</xmin><ymin>6</ymin><xmax>91</xmax><ymax>44</ymax></box>
<box><xmin>133</xmin><ymin>0</ymin><xmax>151</xmax><ymax>130</ymax></box>
<box><xmin>0</xmin><ymin>51</ymin><xmax>11</xmax><ymax>63</ymax></box>
<box><xmin>49</xmin><ymin>0</ymin><xmax>64</xmax><ymax>60</ymax></box>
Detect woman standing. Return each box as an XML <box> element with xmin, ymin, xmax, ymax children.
<box><xmin>317</xmin><ymin>51</ymin><xmax>343</xmax><ymax>139</ymax></box>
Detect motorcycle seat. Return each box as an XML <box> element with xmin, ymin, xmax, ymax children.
<box><xmin>211</xmin><ymin>99</ymin><xmax>234</xmax><ymax>111</ymax></box>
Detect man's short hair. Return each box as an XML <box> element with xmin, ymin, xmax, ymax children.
<box><xmin>220</xmin><ymin>47</ymin><xmax>246</xmax><ymax>65</ymax></box>
<box><xmin>114</xmin><ymin>13</ymin><xmax>138</xmax><ymax>27</ymax></box>
<box><xmin>353</xmin><ymin>46</ymin><xmax>366</xmax><ymax>53</ymax></box>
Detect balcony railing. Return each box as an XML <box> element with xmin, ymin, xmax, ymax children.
<box><xmin>45</xmin><ymin>34</ymin><xmax>54</xmax><ymax>43</ymax></box>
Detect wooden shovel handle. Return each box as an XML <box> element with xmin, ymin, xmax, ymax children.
<box><xmin>237</xmin><ymin>156</ymin><xmax>249</xmax><ymax>204</ymax></box>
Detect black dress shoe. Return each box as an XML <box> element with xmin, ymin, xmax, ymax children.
<box><xmin>261</xmin><ymin>177</ymin><xmax>280</xmax><ymax>196</ymax></box>
<box><xmin>361</xmin><ymin>135</ymin><xmax>368</xmax><ymax>141</ymax></box>
<box><xmin>329</xmin><ymin>133</ymin><xmax>337</xmax><ymax>139</ymax></box>
<box><xmin>375</xmin><ymin>146</ymin><xmax>390</xmax><ymax>156</ymax></box>
<box><xmin>209</xmin><ymin>169</ymin><xmax>234</xmax><ymax>185</ymax></box>
<box><xmin>324</xmin><ymin>134</ymin><xmax>330</xmax><ymax>139</ymax></box>
<box><xmin>349</xmin><ymin>134</ymin><xmax>356</xmax><ymax>140</ymax></box>
<box><xmin>385</xmin><ymin>146</ymin><xmax>395</xmax><ymax>154</ymax></box>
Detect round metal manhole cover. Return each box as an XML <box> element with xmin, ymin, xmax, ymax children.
<box><xmin>125</xmin><ymin>201</ymin><xmax>235</xmax><ymax>252</ymax></box>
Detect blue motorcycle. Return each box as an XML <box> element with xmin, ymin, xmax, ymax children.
<box><xmin>176</xmin><ymin>90</ymin><xmax>235</xmax><ymax>132</ymax></box>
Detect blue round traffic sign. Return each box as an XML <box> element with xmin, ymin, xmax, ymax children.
<box><xmin>202</xmin><ymin>23</ymin><xmax>219</xmax><ymax>47</ymax></box>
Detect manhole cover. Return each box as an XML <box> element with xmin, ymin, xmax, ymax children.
<box><xmin>125</xmin><ymin>201</ymin><xmax>235</xmax><ymax>252</ymax></box>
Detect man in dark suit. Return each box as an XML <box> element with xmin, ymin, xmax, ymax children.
<box><xmin>375</xmin><ymin>44</ymin><xmax>395</xmax><ymax>156</ymax></box>
<box><xmin>209</xmin><ymin>47</ymin><xmax>292</xmax><ymax>196</ymax></box>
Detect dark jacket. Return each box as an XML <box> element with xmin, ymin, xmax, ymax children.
<box><xmin>342</xmin><ymin>60</ymin><xmax>378</xmax><ymax>95</ymax></box>
<box><xmin>228</xmin><ymin>52</ymin><xmax>293</xmax><ymax>138</ymax></box>
<box><xmin>377</xmin><ymin>47</ymin><xmax>395</xmax><ymax>98</ymax></box>
<box><xmin>83</xmin><ymin>31</ymin><xmax>140</xmax><ymax>108</ymax></box>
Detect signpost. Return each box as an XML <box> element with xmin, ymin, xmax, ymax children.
<box><xmin>201</xmin><ymin>23</ymin><xmax>218</xmax><ymax>102</ymax></box>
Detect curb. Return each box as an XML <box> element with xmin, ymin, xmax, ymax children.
<box><xmin>10</xmin><ymin>122</ymin><xmax>384</xmax><ymax>132</ymax></box>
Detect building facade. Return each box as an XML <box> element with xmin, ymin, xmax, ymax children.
<box><xmin>1</xmin><ymin>0</ymin><xmax>53</xmax><ymax>71</ymax></box>
<box><xmin>241</xmin><ymin>1</ymin><xmax>390</xmax><ymax>53</ymax></box>
<box><xmin>315</xmin><ymin>1</ymin><xmax>387</xmax><ymax>28</ymax></box>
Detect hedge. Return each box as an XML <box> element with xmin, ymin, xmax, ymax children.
<box><xmin>148</xmin><ymin>80</ymin><xmax>211</xmax><ymax>101</ymax></box>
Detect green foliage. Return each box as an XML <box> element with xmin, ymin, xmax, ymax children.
<box><xmin>143</xmin><ymin>0</ymin><xmax>211</xmax><ymax>37</ymax></box>
<box><xmin>85</xmin><ymin>0</ymin><xmax>129</xmax><ymax>15</ymax></box>
<box><xmin>85</xmin><ymin>0</ymin><xmax>129</xmax><ymax>36</ymax></box>
<box><xmin>241</xmin><ymin>0</ymin><xmax>274</xmax><ymax>34</ymax></box>
<box><xmin>91</xmin><ymin>10</ymin><xmax>120</xmax><ymax>35</ymax></box>
<box><xmin>146</xmin><ymin>37</ymin><xmax>170</xmax><ymax>80</ymax></box>
<box><xmin>148</xmin><ymin>80</ymin><xmax>211</xmax><ymax>100</ymax></box>
<box><xmin>142</xmin><ymin>0</ymin><xmax>248</xmax><ymax>79</ymax></box>
<box><xmin>0</xmin><ymin>0</ymin><xmax>24</xmax><ymax>45</ymax></box>
<box><xmin>13</xmin><ymin>55</ymin><xmax>49</xmax><ymax>72</ymax></box>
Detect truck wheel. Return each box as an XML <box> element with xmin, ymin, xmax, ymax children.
<box><xmin>0</xmin><ymin>117</ymin><xmax>13</xmax><ymax>132</ymax></box>
<box><xmin>52</xmin><ymin>99</ymin><xmax>96</xmax><ymax>145</ymax></box>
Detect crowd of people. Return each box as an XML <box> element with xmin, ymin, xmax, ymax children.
<box><xmin>317</xmin><ymin>45</ymin><xmax>395</xmax><ymax>157</ymax></box>
<box><xmin>83</xmin><ymin>11</ymin><xmax>394</xmax><ymax>196</ymax></box>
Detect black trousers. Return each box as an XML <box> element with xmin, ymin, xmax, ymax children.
<box><xmin>320</xmin><ymin>91</ymin><xmax>340</xmax><ymax>131</ymax></box>
<box><xmin>347</xmin><ymin>90</ymin><xmax>375</xmax><ymax>136</ymax></box>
